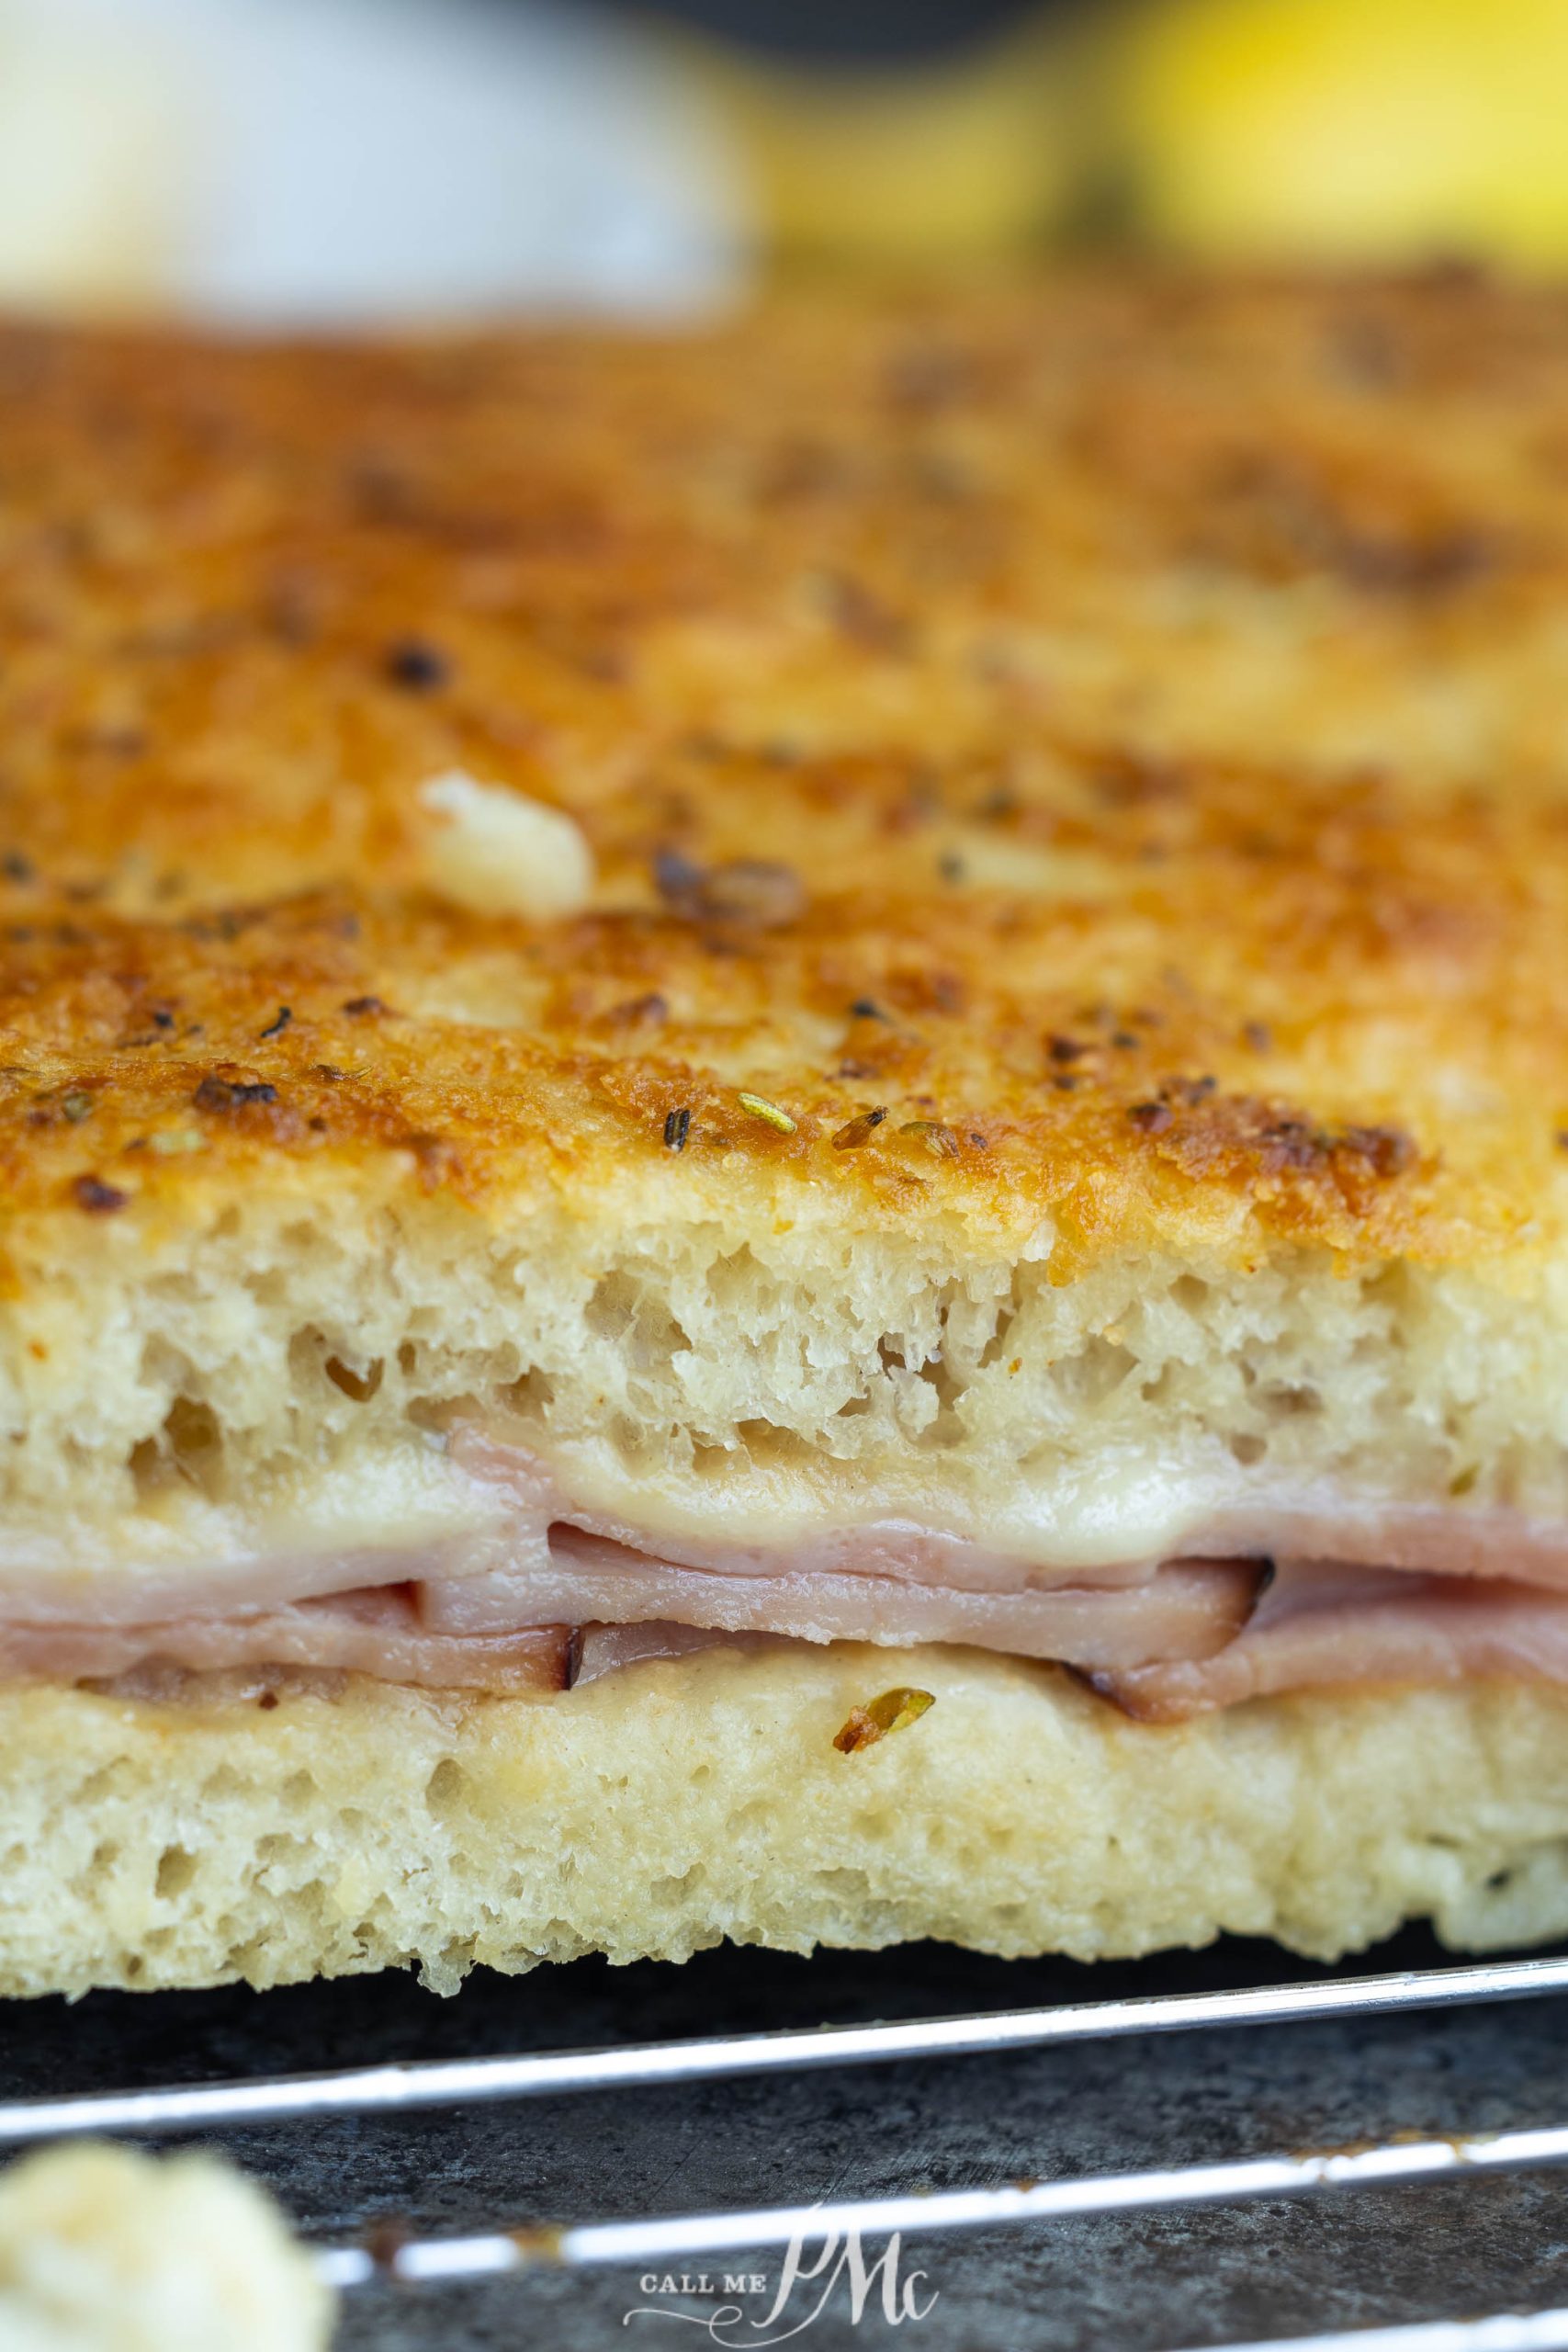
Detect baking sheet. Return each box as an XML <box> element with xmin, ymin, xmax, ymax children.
<box><xmin>5</xmin><ymin>1928</ymin><xmax>1565</xmax><ymax>2349</ymax></box>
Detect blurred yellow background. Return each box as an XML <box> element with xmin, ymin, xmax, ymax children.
<box><xmin>1111</xmin><ymin>0</ymin><xmax>1568</xmax><ymax>270</ymax></box>
<box><xmin>3</xmin><ymin>0</ymin><xmax>1568</xmax><ymax>319</ymax></box>
<box><xmin>708</xmin><ymin>0</ymin><xmax>1568</xmax><ymax>271</ymax></box>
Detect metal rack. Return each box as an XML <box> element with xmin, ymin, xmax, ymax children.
<box><xmin>9</xmin><ymin>1952</ymin><xmax>1568</xmax><ymax>2350</ymax></box>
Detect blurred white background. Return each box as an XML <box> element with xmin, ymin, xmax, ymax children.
<box><xmin>0</xmin><ymin>0</ymin><xmax>750</xmax><ymax>319</ymax></box>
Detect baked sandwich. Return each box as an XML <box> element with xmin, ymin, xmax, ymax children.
<box><xmin>4</xmin><ymin>273</ymin><xmax>1568</xmax><ymax>1996</ymax></box>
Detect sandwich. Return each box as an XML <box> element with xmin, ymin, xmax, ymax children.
<box><xmin>3</xmin><ymin>271</ymin><xmax>1568</xmax><ymax>1996</ymax></box>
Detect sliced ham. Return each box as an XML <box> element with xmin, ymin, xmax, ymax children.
<box><xmin>570</xmin><ymin>1622</ymin><xmax>776</xmax><ymax>1686</ymax></box>
<box><xmin>10</xmin><ymin>1419</ymin><xmax>1568</xmax><ymax>1718</ymax></box>
<box><xmin>0</xmin><ymin>1585</ymin><xmax>570</xmax><ymax>1695</ymax></box>
<box><xmin>1</xmin><ymin>1557</ymin><xmax>1258</xmax><ymax>1692</ymax></box>
<box><xmin>476</xmin><ymin>1534</ymin><xmax>1261</xmax><ymax>1665</ymax></box>
<box><xmin>1091</xmin><ymin>1560</ymin><xmax>1568</xmax><ymax>1720</ymax></box>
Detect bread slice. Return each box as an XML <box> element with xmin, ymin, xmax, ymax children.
<box><xmin>4</xmin><ymin>272</ymin><xmax>1568</xmax><ymax>1990</ymax></box>
<box><xmin>10</xmin><ymin>1654</ymin><xmax>1568</xmax><ymax>1998</ymax></box>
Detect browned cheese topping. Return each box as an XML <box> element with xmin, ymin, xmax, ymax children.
<box><xmin>0</xmin><ymin>276</ymin><xmax>1566</xmax><ymax>1278</ymax></box>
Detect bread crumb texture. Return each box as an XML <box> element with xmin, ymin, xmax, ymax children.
<box><xmin>4</xmin><ymin>1646</ymin><xmax>1567</xmax><ymax>1998</ymax></box>
<box><xmin>0</xmin><ymin>2141</ymin><xmax>332</xmax><ymax>2351</ymax></box>
<box><xmin>13</xmin><ymin>1182</ymin><xmax>1568</xmax><ymax>1566</ymax></box>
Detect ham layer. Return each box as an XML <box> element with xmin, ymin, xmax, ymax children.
<box><xmin>11</xmin><ymin>1428</ymin><xmax>1568</xmax><ymax>1717</ymax></box>
<box><xmin>1092</xmin><ymin>1561</ymin><xmax>1568</xmax><ymax>1719</ymax></box>
<box><xmin>21</xmin><ymin>1588</ymin><xmax>571</xmax><ymax>1695</ymax></box>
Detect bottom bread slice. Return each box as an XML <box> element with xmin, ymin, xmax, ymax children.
<box><xmin>6</xmin><ymin>1645</ymin><xmax>1568</xmax><ymax>1997</ymax></box>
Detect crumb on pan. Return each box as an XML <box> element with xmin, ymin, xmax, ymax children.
<box><xmin>0</xmin><ymin>2141</ymin><xmax>333</xmax><ymax>2350</ymax></box>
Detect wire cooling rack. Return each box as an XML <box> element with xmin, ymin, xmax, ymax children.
<box><xmin>8</xmin><ymin>1952</ymin><xmax>1568</xmax><ymax>2350</ymax></box>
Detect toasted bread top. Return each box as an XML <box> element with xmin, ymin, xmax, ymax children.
<box><xmin>2</xmin><ymin>273</ymin><xmax>1567</xmax><ymax>1275</ymax></box>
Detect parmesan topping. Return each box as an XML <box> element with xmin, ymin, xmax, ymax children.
<box><xmin>417</xmin><ymin>771</ymin><xmax>594</xmax><ymax>919</ymax></box>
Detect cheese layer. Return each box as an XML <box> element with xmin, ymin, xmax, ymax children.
<box><xmin>17</xmin><ymin>1431</ymin><xmax>1568</xmax><ymax>1719</ymax></box>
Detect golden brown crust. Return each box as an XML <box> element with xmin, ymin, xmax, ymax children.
<box><xmin>4</xmin><ymin>274</ymin><xmax>1568</xmax><ymax>1278</ymax></box>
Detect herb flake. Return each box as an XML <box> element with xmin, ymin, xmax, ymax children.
<box><xmin>831</xmin><ymin>1107</ymin><xmax>887</xmax><ymax>1150</ymax></box>
<box><xmin>834</xmin><ymin>1687</ymin><xmax>935</xmax><ymax>1754</ymax></box>
<box><xmin>737</xmin><ymin>1091</ymin><xmax>796</xmax><ymax>1134</ymax></box>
